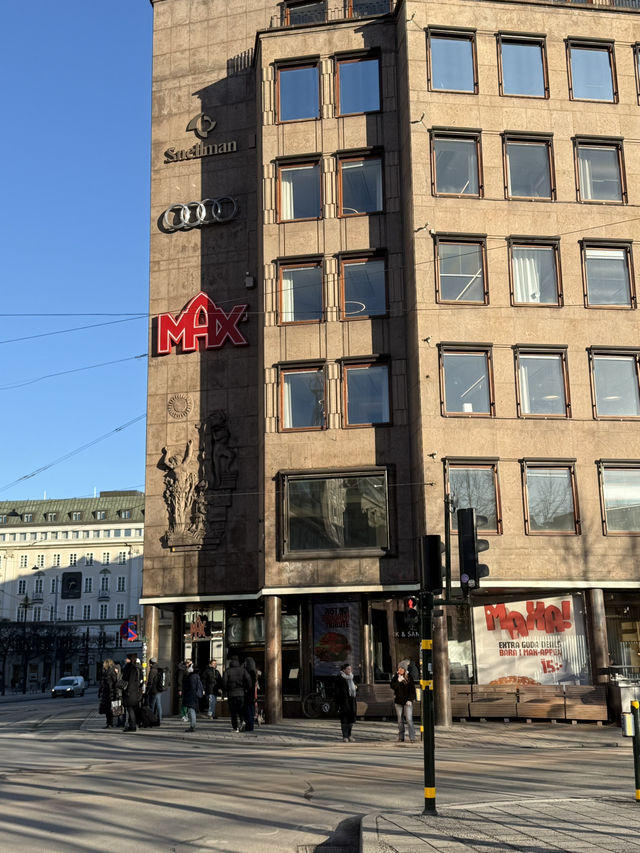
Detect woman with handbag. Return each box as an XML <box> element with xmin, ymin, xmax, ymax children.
<box><xmin>98</xmin><ymin>659</ymin><xmax>118</xmax><ymax>729</ymax></box>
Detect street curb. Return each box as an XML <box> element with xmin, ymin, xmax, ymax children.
<box><xmin>360</xmin><ymin>813</ymin><xmax>381</xmax><ymax>853</ymax></box>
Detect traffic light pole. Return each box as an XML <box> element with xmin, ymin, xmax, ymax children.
<box><xmin>420</xmin><ymin>577</ymin><xmax>437</xmax><ymax>814</ymax></box>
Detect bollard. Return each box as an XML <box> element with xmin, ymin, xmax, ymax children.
<box><xmin>632</xmin><ymin>701</ymin><xmax>640</xmax><ymax>802</ymax></box>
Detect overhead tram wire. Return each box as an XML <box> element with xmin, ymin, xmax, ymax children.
<box><xmin>0</xmin><ymin>354</ymin><xmax>148</xmax><ymax>391</ymax></box>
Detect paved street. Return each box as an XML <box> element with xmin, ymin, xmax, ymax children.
<box><xmin>0</xmin><ymin>691</ymin><xmax>636</xmax><ymax>852</ymax></box>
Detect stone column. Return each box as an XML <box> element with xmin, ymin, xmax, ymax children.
<box><xmin>143</xmin><ymin>604</ymin><xmax>159</xmax><ymax>663</ymax></box>
<box><xmin>362</xmin><ymin>595</ymin><xmax>373</xmax><ymax>684</ymax></box>
<box><xmin>433</xmin><ymin>603</ymin><xmax>452</xmax><ymax>726</ymax></box>
<box><xmin>265</xmin><ymin>595</ymin><xmax>282</xmax><ymax>723</ymax></box>
<box><xmin>587</xmin><ymin>588</ymin><xmax>609</xmax><ymax>684</ymax></box>
<box><xmin>171</xmin><ymin>608</ymin><xmax>183</xmax><ymax>714</ymax></box>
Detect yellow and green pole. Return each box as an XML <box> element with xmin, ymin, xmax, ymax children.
<box><xmin>420</xmin><ymin>589</ymin><xmax>436</xmax><ymax>814</ymax></box>
<box><xmin>632</xmin><ymin>700</ymin><xmax>640</xmax><ymax>802</ymax></box>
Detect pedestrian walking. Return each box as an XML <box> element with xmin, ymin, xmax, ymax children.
<box><xmin>202</xmin><ymin>659</ymin><xmax>222</xmax><ymax>719</ymax></box>
<box><xmin>113</xmin><ymin>663</ymin><xmax>125</xmax><ymax>727</ymax></box>
<box><xmin>98</xmin><ymin>658</ymin><xmax>118</xmax><ymax>728</ymax></box>
<box><xmin>243</xmin><ymin>657</ymin><xmax>258</xmax><ymax>732</ymax></box>
<box><xmin>335</xmin><ymin>663</ymin><xmax>357</xmax><ymax>743</ymax></box>
<box><xmin>391</xmin><ymin>664</ymin><xmax>416</xmax><ymax>743</ymax></box>
<box><xmin>120</xmin><ymin>652</ymin><xmax>143</xmax><ymax>732</ymax></box>
<box><xmin>222</xmin><ymin>656</ymin><xmax>251</xmax><ymax>732</ymax></box>
<box><xmin>176</xmin><ymin>658</ymin><xmax>189</xmax><ymax>721</ymax></box>
<box><xmin>145</xmin><ymin>657</ymin><xmax>162</xmax><ymax>725</ymax></box>
<box><xmin>182</xmin><ymin>662</ymin><xmax>204</xmax><ymax>732</ymax></box>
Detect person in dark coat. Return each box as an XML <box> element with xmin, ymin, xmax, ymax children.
<box><xmin>121</xmin><ymin>652</ymin><xmax>143</xmax><ymax>732</ymax></box>
<box><xmin>222</xmin><ymin>657</ymin><xmax>251</xmax><ymax>732</ymax></box>
<box><xmin>98</xmin><ymin>659</ymin><xmax>118</xmax><ymax>728</ymax></box>
<box><xmin>176</xmin><ymin>659</ymin><xmax>190</xmax><ymax>721</ymax></box>
<box><xmin>145</xmin><ymin>657</ymin><xmax>162</xmax><ymax>725</ymax></box>
<box><xmin>243</xmin><ymin>657</ymin><xmax>258</xmax><ymax>732</ymax></box>
<box><xmin>335</xmin><ymin>663</ymin><xmax>358</xmax><ymax>743</ymax></box>
<box><xmin>202</xmin><ymin>659</ymin><xmax>222</xmax><ymax>719</ymax></box>
<box><xmin>391</xmin><ymin>664</ymin><xmax>417</xmax><ymax>742</ymax></box>
<box><xmin>181</xmin><ymin>662</ymin><xmax>204</xmax><ymax>732</ymax></box>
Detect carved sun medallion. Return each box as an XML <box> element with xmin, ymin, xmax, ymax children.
<box><xmin>167</xmin><ymin>393</ymin><xmax>193</xmax><ymax>420</ymax></box>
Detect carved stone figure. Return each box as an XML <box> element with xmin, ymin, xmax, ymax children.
<box><xmin>159</xmin><ymin>439</ymin><xmax>205</xmax><ymax>545</ymax></box>
<box><xmin>208</xmin><ymin>410</ymin><xmax>236</xmax><ymax>487</ymax></box>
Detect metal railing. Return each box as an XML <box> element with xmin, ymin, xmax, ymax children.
<box><xmin>271</xmin><ymin>1</ymin><xmax>395</xmax><ymax>28</ymax></box>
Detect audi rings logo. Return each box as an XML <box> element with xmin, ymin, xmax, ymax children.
<box><xmin>161</xmin><ymin>197</ymin><xmax>238</xmax><ymax>232</ymax></box>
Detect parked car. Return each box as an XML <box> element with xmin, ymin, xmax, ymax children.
<box><xmin>51</xmin><ymin>676</ymin><xmax>85</xmax><ymax>698</ymax></box>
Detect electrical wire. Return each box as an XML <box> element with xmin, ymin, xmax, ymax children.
<box><xmin>0</xmin><ymin>354</ymin><xmax>147</xmax><ymax>391</ymax></box>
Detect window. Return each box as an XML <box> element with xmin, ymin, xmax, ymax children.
<box><xmin>36</xmin><ymin>554</ymin><xmax>44</xmax><ymax>568</ymax></box>
<box><xmin>498</xmin><ymin>35</ymin><xmax>547</xmax><ymax>97</ymax></box>
<box><xmin>101</xmin><ymin>575</ymin><xmax>110</xmax><ymax>593</ymax></box>
<box><xmin>72</xmin><ymin>531</ymin><xmax>79</xmax><ymax>539</ymax></box>
<box><xmin>17</xmin><ymin>608</ymin><xmax>26</xmax><ymax>623</ymax></box>
<box><xmin>435</xmin><ymin>238</ymin><xmax>487</xmax><ymax>304</ymax></box>
<box><xmin>18</xmin><ymin>579</ymin><xmax>27</xmax><ymax>595</ymax></box>
<box><xmin>0</xmin><ymin>516</ymin><xmax>6</xmax><ymax>524</ymax></box>
<box><xmin>50</xmin><ymin>578</ymin><xmax>57</xmax><ymax>595</ymax></box>
<box><xmin>116</xmin><ymin>603</ymin><xmax>125</xmax><ymax>619</ymax></box>
<box><xmin>340</xmin><ymin>256</ymin><xmax>386</xmax><ymax>318</ymax></box>
<box><xmin>23</xmin><ymin>514</ymin><xmax>33</xmax><ymax>523</ymax></box>
<box><xmin>52</xmin><ymin>554</ymin><xmax>60</xmax><ymax>567</ymax></box>
<box><xmin>93</xmin><ymin>530</ymin><xmax>101</xmax><ymax>538</ymax></box>
<box><xmin>337</xmin><ymin>56</ymin><xmax>380</xmax><ymax>114</ymax></box>
<box><xmin>278</xmin><ymin>162</ymin><xmax>321</xmax><ymax>221</ymax></box>
<box><xmin>338</xmin><ymin>156</ymin><xmax>383</xmax><ymax>215</ymax></box>
<box><xmin>575</xmin><ymin>140</ymin><xmax>624</xmax><ymax>203</ymax></box>
<box><xmin>84</xmin><ymin>553</ymin><xmax>93</xmax><ymax>566</ymax></box>
<box><xmin>509</xmin><ymin>241</ymin><xmax>561</xmax><ymax>306</ymax></box>
<box><xmin>66</xmin><ymin>606</ymin><xmax>74</xmax><ymax>621</ymax></box>
<box><xmin>82</xmin><ymin>530</ymin><xmax>90</xmax><ymax>539</ymax></box>
<box><xmin>278</xmin><ymin>64</ymin><xmax>319</xmax><ymax>122</ymax></box>
<box><xmin>504</xmin><ymin>136</ymin><xmax>554</xmax><ymax>200</ymax></box>
<box><xmin>582</xmin><ymin>243</ymin><xmax>634</xmax><ymax>308</ymax></box>
<box><xmin>428</xmin><ymin>30</ymin><xmax>477</xmax><ymax>93</ymax></box>
<box><xmin>590</xmin><ymin>350</ymin><xmax>640</xmax><ymax>418</ymax></box>
<box><xmin>95</xmin><ymin>510</ymin><xmax>106</xmax><ymax>520</ymax></box>
<box><xmin>124</xmin><ymin>529</ymin><xmax>132</xmax><ymax>537</ymax></box>
<box><xmin>522</xmin><ymin>462</ymin><xmax>579</xmax><ymax>533</ymax></box>
<box><xmin>69</xmin><ymin>553</ymin><xmax>77</xmax><ymax>567</ymax></box>
<box><xmin>135</xmin><ymin>529</ymin><xmax>143</xmax><ymax>536</ymax></box>
<box><xmin>121</xmin><ymin>510</ymin><xmax>131</xmax><ymax>520</ymax></box>
<box><xmin>635</xmin><ymin>44</ymin><xmax>640</xmax><ymax>103</ymax></box>
<box><xmin>282</xmin><ymin>470</ymin><xmax>389</xmax><ymax>555</ymax></box>
<box><xmin>102</xmin><ymin>552</ymin><xmax>110</xmax><ymax>565</ymax></box>
<box><xmin>515</xmin><ymin>348</ymin><xmax>570</xmax><ymax>417</ymax></box>
<box><xmin>33</xmin><ymin>606</ymin><xmax>41</xmax><ymax>622</ymax></box>
<box><xmin>440</xmin><ymin>347</ymin><xmax>494</xmax><ymax>416</ymax></box>
<box><xmin>72</xmin><ymin>512</ymin><xmax>82</xmax><ymax>521</ymax></box>
<box><xmin>431</xmin><ymin>132</ymin><xmax>481</xmax><ymax>197</ymax></box>
<box><xmin>118</xmin><ymin>551</ymin><xmax>128</xmax><ymax>565</ymax></box>
<box><xmin>600</xmin><ymin>464</ymin><xmax>640</xmax><ymax>533</ymax></box>
<box><xmin>19</xmin><ymin>555</ymin><xmax>28</xmax><ymax>569</ymax></box>
<box><xmin>279</xmin><ymin>262</ymin><xmax>323</xmax><ymax>323</ymax></box>
<box><xmin>47</xmin><ymin>513</ymin><xmax>56</xmax><ymax>522</ymax></box>
<box><xmin>103</xmin><ymin>530</ymin><xmax>110</xmax><ymax>538</ymax></box>
<box><xmin>83</xmin><ymin>605</ymin><xmax>91</xmax><ymax>620</ymax></box>
<box><xmin>34</xmin><ymin>577</ymin><xmax>43</xmax><ymax>594</ymax></box>
<box><xmin>343</xmin><ymin>362</ymin><xmax>390</xmax><ymax>426</ymax></box>
<box><xmin>100</xmin><ymin>604</ymin><xmax>108</xmax><ymax>620</ymax></box>
<box><xmin>280</xmin><ymin>367</ymin><xmax>325</xmax><ymax>430</ymax></box>
<box><xmin>568</xmin><ymin>40</ymin><xmax>616</xmax><ymax>102</ymax></box>
<box><xmin>447</xmin><ymin>462</ymin><xmax>500</xmax><ymax>532</ymax></box>
<box><xmin>285</xmin><ymin>1</ymin><xmax>326</xmax><ymax>25</ymax></box>
<box><xmin>40</xmin><ymin>532</ymin><xmax>48</xmax><ymax>540</ymax></box>
<box><xmin>349</xmin><ymin>0</ymin><xmax>390</xmax><ymax>15</ymax></box>
<box><xmin>84</xmin><ymin>577</ymin><xmax>93</xmax><ymax>593</ymax></box>
<box><xmin>117</xmin><ymin>576</ymin><xmax>126</xmax><ymax>592</ymax></box>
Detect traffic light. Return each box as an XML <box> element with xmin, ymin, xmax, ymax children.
<box><xmin>421</xmin><ymin>534</ymin><xmax>444</xmax><ymax>595</ymax></box>
<box><xmin>457</xmin><ymin>507</ymin><xmax>490</xmax><ymax>595</ymax></box>
<box><xmin>405</xmin><ymin>595</ymin><xmax>420</xmax><ymax>627</ymax></box>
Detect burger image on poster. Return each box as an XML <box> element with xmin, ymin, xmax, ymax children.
<box><xmin>315</xmin><ymin>631</ymin><xmax>351</xmax><ymax>662</ymax></box>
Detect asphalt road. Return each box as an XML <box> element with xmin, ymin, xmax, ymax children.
<box><xmin>0</xmin><ymin>693</ymin><xmax>633</xmax><ymax>852</ymax></box>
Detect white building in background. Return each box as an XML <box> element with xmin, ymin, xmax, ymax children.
<box><xmin>0</xmin><ymin>491</ymin><xmax>144</xmax><ymax>688</ymax></box>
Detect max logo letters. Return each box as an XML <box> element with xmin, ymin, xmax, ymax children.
<box><xmin>156</xmin><ymin>292</ymin><xmax>248</xmax><ymax>355</ymax></box>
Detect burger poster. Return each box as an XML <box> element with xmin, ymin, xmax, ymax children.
<box><xmin>313</xmin><ymin>602</ymin><xmax>361</xmax><ymax>676</ymax></box>
<box><xmin>473</xmin><ymin>595</ymin><xmax>588</xmax><ymax>686</ymax></box>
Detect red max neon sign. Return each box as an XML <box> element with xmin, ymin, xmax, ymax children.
<box><xmin>156</xmin><ymin>291</ymin><xmax>248</xmax><ymax>355</ymax></box>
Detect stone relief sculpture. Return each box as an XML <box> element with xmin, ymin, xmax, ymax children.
<box><xmin>159</xmin><ymin>410</ymin><xmax>238</xmax><ymax>549</ymax></box>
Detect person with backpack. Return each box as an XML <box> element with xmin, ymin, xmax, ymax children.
<box><xmin>202</xmin><ymin>659</ymin><xmax>222</xmax><ymax>719</ymax></box>
<box><xmin>181</xmin><ymin>661</ymin><xmax>204</xmax><ymax>732</ymax></box>
<box><xmin>145</xmin><ymin>657</ymin><xmax>163</xmax><ymax>726</ymax></box>
<box><xmin>222</xmin><ymin>657</ymin><xmax>251</xmax><ymax>732</ymax></box>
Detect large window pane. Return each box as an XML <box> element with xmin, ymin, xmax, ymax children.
<box><xmin>506</xmin><ymin>141</ymin><xmax>551</xmax><ymax>198</ymax></box>
<box><xmin>438</xmin><ymin>242</ymin><xmax>485</xmax><ymax>303</ymax></box>
<box><xmin>279</xmin><ymin>66</ymin><xmax>319</xmax><ymax>121</ymax></box>
<box><xmin>342</xmin><ymin>259</ymin><xmax>386</xmax><ymax>318</ymax></box>
<box><xmin>526</xmin><ymin>467</ymin><xmax>576</xmax><ymax>532</ymax></box>
<box><xmin>340</xmin><ymin>158</ymin><xmax>383</xmax><ymax>214</ymax></box>
<box><xmin>280</xmin><ymin>265</ymin><xmax>323</xmax><ymax>322</ymax></box>
<box><xmin>430</xmin><ymin>35</ymin><xmax>475</xmax><ymax>92</ymax></box>
<box><xmin>570</xmin><ymin>46</ymin><xmax>615</xmax><ymax>101</ymax></box>
<box><xmin>351</xmin><ymin>0</ymin><xmax>390</xmax><ymax>15</ymax></box>
<box><xmin>449</xmin><ymin>467</ymin><xmax>498</xmax><ymax>531</ymax></box>
<box><xmin>434</xmin><ymin>137</ymin><xmax>479</xmax><ymax>195</ymax></box>
<box><xmin>287</xmin><ymin>1</ymin><xmax>326</xmax><ymax>25</ymax></box>
<box><xmin>585</xmin><ymin>247</ymin><xmax>631</xmax><ymax>306</ymax></box>
<box><xmin>282</xmin><ymin>370</ymin><xmax>325</xmax><ymax>429</ymax></box>
<box><xmin>286</xmin><ymin>473</ymin><xmax>388</xmax><ymax>552</ymax></box>
<box><xmin>518</xmin><ymin>353</ymin><xmax>566</xmax><ymax>416</ymax></box>
<box><xmin>603</xmin><ymin>468</ymin><xmax>640</xmax><ymax>532</ymax></box>
<box><xmin>577</xmin><ymin>145</ymin><xmax>622</xmax><ymax>202</ymax></box>
<box><xmin>280</xmin><ymin>164</ymin><xmax>321</xmax><ymax>220</ymax></box>
<box><xmin>338</xmin><ymin>58</ymin><xmax>380</xmax><ymax>114</ymax></box>
<box><xmin>345</xmin><ymin>364</ymin><xmax>389</xmax><ymax>425</ymax></box>
<box><xmin>593</xmin><ymin>355</ymin><xmax>640</xmax><ymax>417</ymax></box>
<box><xmin>443</xmin><ymin>352</ymin><xmax>491</xmax><ymax>414</ymax></box>
<box><xmin>512</xmin><ymin>245</ymin><xmax>559</xmax><ymax>304</ymax></box>
<box><xmin>501</xmin><ymin>41</ymin><xmax>545</xmax><ymax>97</ymax></box>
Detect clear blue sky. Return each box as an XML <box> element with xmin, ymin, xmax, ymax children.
<box><xmin>0</xmin><ymin>1</ymin><xmax>153</xmax><ymax>501</ymax></box>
